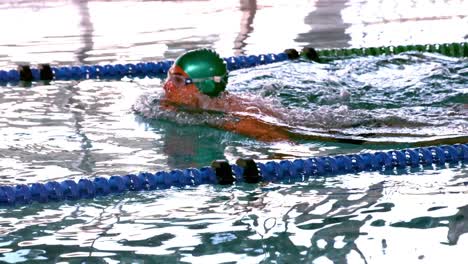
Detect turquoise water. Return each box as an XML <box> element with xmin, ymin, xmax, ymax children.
<box><xmin>1</xmin><ymin>1</ymin><xmax>468</xmax><ymax>263</ymax></box>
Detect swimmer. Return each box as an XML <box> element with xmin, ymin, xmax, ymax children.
<box><xmin>159</xmin><ymin>49</ymin><xmax>468</xmax><ymax>146</ymax></box>
<box><xmin>162</xmin><ymin>48</ymin><xmax>294</xmax><ymax>142</ymax></box>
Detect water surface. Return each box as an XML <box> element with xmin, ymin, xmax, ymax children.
<box><xmin>0</xmin><ymin>1</ymin><xmax>467</xmax><ymax>263</ymax></box>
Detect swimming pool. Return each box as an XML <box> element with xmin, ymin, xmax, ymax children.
<box><xmin>0</xmin><ymin>0</ymin><xmax>467</xmax><ymax>263</ymax></box>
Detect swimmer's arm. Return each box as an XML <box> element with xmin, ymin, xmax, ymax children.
<box><xmin>222</xmin><ymin>116</ymin><xmax>292</xmax><ymax>142</ymax></box>
<box><xmin>221</xmin><ymin>115</ymin><xmax>374</xmax><ymax>144</ymax></box>
<box><xmin>222</xmin><ymin>117</ymin><xmax>468</xmax><ymax>146</ymax></box>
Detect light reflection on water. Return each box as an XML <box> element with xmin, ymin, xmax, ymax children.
<box><xmin>0</xmin><ymin>0</ymin><xmax>467</xmax><ymax>263</ymax></box>
<box><xmin>0</xmin><ymin>167</ymin><xmax>467</xmax><ymax>263</ymax></box>
<box><xmin>0</xmin><ymin>0</ymin><xmax>467</xmax><ymax>67</ymax></box>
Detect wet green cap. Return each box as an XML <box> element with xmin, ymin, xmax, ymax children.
<box><xmin>174</xmin><ymin>49</ymin><xmax>228</xmax><ymax>97</ymax></box>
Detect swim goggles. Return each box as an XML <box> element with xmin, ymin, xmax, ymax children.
<box><xmin>167</xmin><ymin>73</ymin><xmax>226</xmax><ymax>87</ymax></box>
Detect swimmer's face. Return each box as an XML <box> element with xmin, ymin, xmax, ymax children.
<box><xmin>163</xmin><ymin>65</ymin><xmax>198</xmax><ymax>93</ymax></box>
<box><xmin>163</xmin><ymin>65</ymin><xmax>200</xmax><ymax>105</ymax></box>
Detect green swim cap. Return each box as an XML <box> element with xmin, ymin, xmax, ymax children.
<box><xmin>174</xmin><ymin>49</ymin><xmax>228</xmax><ymax>97</ymax></box>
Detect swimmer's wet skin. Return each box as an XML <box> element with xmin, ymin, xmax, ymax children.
<box><xmin>160</xmin><ymin>49</ymin><xmax>468</xmax><ymax>146</ymax></box>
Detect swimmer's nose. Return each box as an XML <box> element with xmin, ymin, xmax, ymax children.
<box><xmin>164</xmin><ymin>80</ymin><xmax>175</xmax><ymax>93</ymax></box>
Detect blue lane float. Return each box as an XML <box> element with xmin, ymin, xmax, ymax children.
<box><xmin>1</xmin><ymin>144</ymin><xmax>467</xmax><ymax>207</ymax></box>
<box><xmin>1</xmin><ymin>41</ymin><xmax>467</xmax><ymax>84</ymax></box>
<box><xmin>0</xmin><ymin>52</ymin><xmax>291</xmax><ymax>83</ymax></box>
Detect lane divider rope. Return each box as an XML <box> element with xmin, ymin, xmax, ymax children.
<box><xmin>1</xmin><ymin>143</ymin><xmax>466</xmax><ymax>207</ymax></box>
<box><xmin>0</xmin><ymin>42</ymin><xmax>466</xmax><ymax>84</ymax></box>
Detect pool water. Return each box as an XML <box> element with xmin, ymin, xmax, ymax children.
<box><xmin>0</xmin><ymin>0</ymin><xmax>468</xmax><ymax>263</ymax></box>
